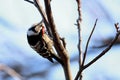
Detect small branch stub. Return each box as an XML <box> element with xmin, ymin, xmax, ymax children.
<box><xmin>115</xmin><ymin>23</ymin><xmax>119</xmax><ymax>32</ymax></box>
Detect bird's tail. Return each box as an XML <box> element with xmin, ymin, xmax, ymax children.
<box><xmin>47</xmin><ymin>57</ymin><xmax>54</xmax><ymax>63</ymax></box>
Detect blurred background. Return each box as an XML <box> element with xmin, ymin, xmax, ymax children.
<box><xmin>0</xmin><ymin>0</ymin><xmax>120</xmax><ymax>80</ymax></box>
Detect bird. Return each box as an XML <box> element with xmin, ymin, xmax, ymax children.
<box><xmin>27</xmin><ymin>21</ymin><xmax>54</xmax><ymax>63</ymax></box>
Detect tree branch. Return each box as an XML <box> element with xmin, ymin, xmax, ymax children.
<box><xmin>44</xmin><ymin>0</ymin><xmax>72</xmax><ymax>80</ymax></box>
<box><xmin>82</xmin><ymin>19</ymin><xmax>98</xmax><ymax>66</ymax></box>
<box><xmin>75</xmin><ymin>0</ymin><xmax>82</xmax><ymax>80</ymax></box>
<box><xmin>75</xmin><ymin>19</ymin><xmax>98</xmax><ymax>80</ymax></box>
<box><xmin>84</xmin><ymin>23</ymin><xmax>120</xmax><ymax>69</ymax></box>
<box><xmin>0</xmin><ymin>64</ymin><xmax>24</xmax><ymax>80</ymax></box>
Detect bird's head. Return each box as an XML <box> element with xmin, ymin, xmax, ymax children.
<box><xmin>27</xmin><ymin>21</ymin><xmax>45</xmax><ymax>36</ymax></box>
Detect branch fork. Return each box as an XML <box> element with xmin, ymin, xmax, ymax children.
<box><xmin>75</xmin><ymin>20</ymin><xmax>120</xmax><ymax>80</ymax></box>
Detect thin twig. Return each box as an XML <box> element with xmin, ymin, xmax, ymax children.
<box><xmin>82</xmin><ymin>19</ymin><xmax>98</xmax><ymax>66</ymax></box>
<box><xmin>0</xmin><ymin>64</ymin><xmax>24</xmax><ymax>80</ymax></box>
<box><xmin>84</xmin><ymin>23</ymin><xmax>120</xmax><ymax>69</ymax></box>
<box><xmin>76</xmin><ymin>0</ymin><xmax>82</xmax><ymax>21</ymax></box>
<box><xmin>44</xmin><ymin>0</ymin><xmax>72</xmax><ymax>80</ymax></box>
<box><xmin>75</xmin><ymin>19</ymin><xmax>98</xmax><ymax>80</ymax></box>
<box><xmin>77</xmin><ymin>0</ymin><xmax>82</xmax><ymax>70</ymax></box>
<box><xmin>75</xmin><ymin>0</ymin><xmax>82</xmax><ymax>80</ymax></box>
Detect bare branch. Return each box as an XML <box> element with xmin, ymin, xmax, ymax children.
<box><xmin>75</xmin><ymin>0</ymin><xmax>82</xmax><ymax>80</ymax></box>
<box><xmin>84</xmin><ymin>23</ymin><xmax>120</xmax><ymax>69</ymax></box>
<box><xmin>76</xmin><ymin>0</ymin><xmax>82</xmax><ymax>21</ymax></box>
<box><xmin>82</xmin><ymin>19</ymin><xmax>98</xmax><ymax>66</ymax></box>
<box><xmin>0</xmin><ymin>64</ymin><xmax>24</xmax><ymax>80</ymax></box>
<box><xmin>75</xmin><ymin>19</ymin><xmax>97</xmax><ymax>80</ymax></box>
<box><xmin>77</xmin><ymin>0</ymin><xmax>82</xmax><ymax>70</ymax></box>
<box><xmin>44</xmin><ymin>0</ymin><xmax>72</xmax><ymax>80</ymax></box>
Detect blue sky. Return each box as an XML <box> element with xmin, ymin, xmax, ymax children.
<box><xmin>0</xmin><ymin>0</ymin><xmax>120</xmax><ymax>80</ymax></box>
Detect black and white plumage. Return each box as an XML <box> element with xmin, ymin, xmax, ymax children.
<box><xmin>27</xmin><ymin>22</ymin><xmax>54</xmax><ymax>63</ymax></box>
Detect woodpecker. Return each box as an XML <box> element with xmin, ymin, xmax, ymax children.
<box><xmin>27</xmin><ymin>21</ymin><xmax>54</xmax><ymax>63</ymax></box>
